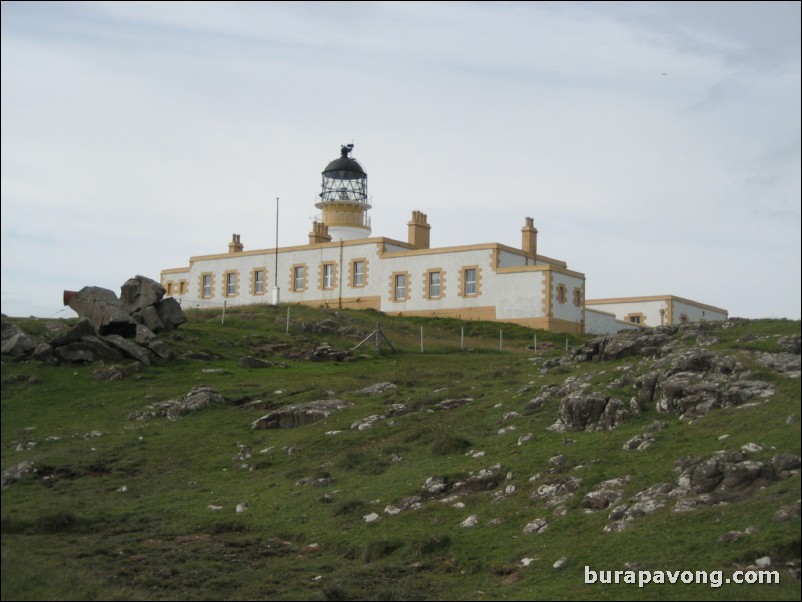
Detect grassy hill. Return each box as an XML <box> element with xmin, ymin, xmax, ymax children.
<box><xmin>2</xmin><ymin>305</ymin><xmax>800</xmax><ymax>601</ymax></box>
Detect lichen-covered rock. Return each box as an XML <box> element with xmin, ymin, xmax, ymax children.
<box><xmin>252</xmin><ymin>400</ymin><xmax>353</xmax><ymax>429</ymax></box>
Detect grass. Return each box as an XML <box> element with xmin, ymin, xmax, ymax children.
<box><xmin>1</xmin><ymin>306</ymin><xmax>800</xmax><ymax>600</ymax></box>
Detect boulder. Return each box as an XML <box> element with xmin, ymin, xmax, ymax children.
<box><xmin>79</xmin><ymin>335</ymin><xmax>125</xmax><ymax>362</ymax></box>
<box><xmin>68</xmin><ymin>286</ymin><xmax>137</xmax><ymax>337</ymax></box>
<box><xmin>48</xmin><ymin>318</ymin><xmax>95</xmax><ymax>347</ymax></box>
<box><xmin>54</xmin><ymin>342</ymin><xmax>95</xmax><ymax>363</ymax></box>
<box><xmin>558</xmin><ymin>393</ymin><xmax>627</xmax><ymax>431</ymax></box>
<box><xmin>1</xmin><ymin>321</ymin><xmax>39</xmax><ymax>356</ymax></box>
<box><xmin>154</xmin><ymin>297</ymin><xmax>187</xmax><ymax>331</ymax></box>
<box><xmin>104</xmin><ymin>334</ymin><xmax>153</xmax><ymax>366</ymax></box>
<box><xmin>239</xmin><ymin>356</ymin><xmax>275</xmax><ymax>368</ymax></box>
<box><xmin>135</xmin><ymin>305</ymin><xmax>166</xmax><ymax>333</ymax></box>
<box><xmin>252</xmin><ymin>400</ymin><xmax>353</xmax><ymax>429</ymax></box>
<box><xmin>120</xmin><ymin>275</ymin><xmax>166</xmax><ymax>310</ymax></box>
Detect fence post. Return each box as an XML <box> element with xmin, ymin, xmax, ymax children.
<box><xmin>534</xmin><ymin>334</ymin><xmax>537</xmax><ymax>352</ymax></box>
<box><xmin>461</xmin><ymin>327</ymin><xmax>464</xmax><ymax>351</ymax></box>
<box><xmin>286</xmin><ymin>307</ymin><xmax>290</xmax><ymax>334</ymax></box>
<box><xmin>499</xmin><ymin>329</ymin><xmax>503</xmax><ymax>351</ymax></box>
<box><xmin>420</xmin><ymin>325</ymin><xmax>424</xmax><ymax>353</ymax></box>
<box><xmin>221</xmin><ymin>300</ymin><xmax>227</xmax><ymax>325</ymax></box>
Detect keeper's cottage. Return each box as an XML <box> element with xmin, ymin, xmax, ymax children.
<box><xmin>161</xmin><ymin>145</ymin><xmax>727</xmax><ymax>334</ymax></box>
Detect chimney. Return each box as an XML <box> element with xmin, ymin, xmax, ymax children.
<box><xmin>407</xmin><ymin>210</ymin><xmax>431</xmax><ymax>250</ymax></box>
<box><xmin>308</xmin><ymin>221</ymin><xmax>332</xmax><ymax>245</ymax></box>
<box><xmin>521</xmin><ymin>217</ymin><xmax>538</xmax><ymax>258</ymax></box>
<box><xmin>228</xmin><ymin>233</ymin><xmax>244</xmax><ymax>254</ymax></box>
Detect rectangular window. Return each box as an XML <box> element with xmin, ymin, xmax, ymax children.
<box><xmin>294</xmin><ymin>266</ymin><xmax>305</xmax><ymax>291</ymax></box>
<box><xmin>630</xmin><ymin>316</ymin><xmax>641</xmax><ymax>324</ymax></box>
<box><xmin>226</xmin><ymin>272</ymin><xmax>237</xmax><ymax>296</ymax></box>
<box><xmin>202</xmin><ymin>275</ymin><xmax>212</xmax><ymax>298</ymax></box>
<box><xmin>254</xmin><ymin>270</ymin><xmax>264</xmax><ymax>294</ymax></box>
<box><xmin>464</xmin><ymin>268</ymin><xmax>476</xmax><ymax>296</ymax></box>
<box><xmin>179</xmin><ymin>281</ymin><xmax>187</xmax><ymax>294</ymax></box>
<box><xmin>323</xmin><ymin>263</ymin><xmax>334</xmax><ymax>289</ymax></box>
<box><xmin>556</xmin><ymin>284</ymin><xmax>567</xmax><ymax>304</ymax></box>
<box><xmin>428</xmin><ymin>271</ymin><xmax>441</xmax><ymax>298</ymax></box>
<box><xmin>394</xmin><ymin>273</ymin><xmax>407</xmax><ymax>300</ymax></box>
<box><xmin>166</xmin><ymin>282</ymin><xmax>173</xmax><ymax>295</ymax></box>
<box><xmin>353</xmin><ymin>261</ymin><xmax>364</xmax><ymax>286</ymax></box>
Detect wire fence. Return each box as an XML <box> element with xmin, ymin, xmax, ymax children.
<box><xmin>182</xmin><ymin>299</ymin><xmax>574</xmax><ymax>356</ymax></box>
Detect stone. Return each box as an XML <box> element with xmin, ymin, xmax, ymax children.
<box><xmin>558</xmin><ymin>393</ymin><xmax>627</xmax><ymax>431</ymax></box>
<box><xmin>1</xmin><ymin>321</ymin><xmax>39</xmax><ymax>356</ymax></box>
<box><xmin>553</xmin><ymin>558</ymin><xmax>569</xmax><ymax>570</ymax></box>
<box><xmin>518</xmin><ymin>433</ymin><xmax>534</xmax><ymax>446</ymax></box>
<box><xmin>236</xmin><ymin>502</ymin><xmax>249</xmax><ymax>513</ymax></box>
<box><xmin>581</xmin><ymin>489</ymin><xmax>622</xmax><ymax>511</ymax></box>
<box><xmin>154</xmin><ymin>297</ymin><xmax>187</xmax><ymax>331</ymax></box>
<box><xmin>68</xmin><ymin>286</ymin><xmax>138</xmax><ymax>336</ymax></box>
<box><xmin>80</xmin><ymin>335</ymin><xmax>126</xmax><ymax>361</ymax></box>
<box><xmin>239</xmin><ymin>356</ymin><xmax>275</xmax><ymax>368</ymax></box>
<box><xmin>120</xmin><ymin>275</ymin><xmax>166</xmax><ymax>310</ymax></box>
<box><xmin>772</xmin><ymin>454</ymin><xmax>801</xmax><ymax>473</ymax></box>
<box><xmin>523</xmin><ymin>518</ymin><xmax>549</xmax><ymax>534</ymax></box>
<box><xmin>130</xmin><ymin>386</ymin><xmax>225</xmax><ymax>421</ymax></box>
<box><xmin>31</xmin><ymin>343</ymin><xmax>54</xmax><ymax>361</ymax></box>
<box><xmin>1</xmin><ymin>460</ymin><xmax>35</xmax><ymax>490</ymax></box>
<box><xmin>356</xmin><ymin>382</ymin><xmax>397</xmax><ymax>395</ymax></box>
<box><xmin>423</xmin><ymin>476</ymin><xmax>446</xmax><ymax>494</ymax></box>
<box><xmin>252</xmin><ymin>400</ymin><xmax>353</xmax><ymax>429</ymax></box>
<box><xmin>135</xmin><ymin>306</ymin><xmax>165</xmax><ymax>333</ymax></box>
<box><xmin>104</xmin><ymin>334</ymin><xmax>152</xmax><ymax>366</ymax></box>
<box><xmin>54</xmin><ymin>342</ymin><xmax>95</xmax><ymax>363</ymax></box>
<box><xmin>772</xmin><ymin>501</ymin><xmax>800</xmax><ymax>522</ymax></box>
<box><xmin>460</xmin><ymin>515</ymin><xmax>479</xmax><ymax>528</ymax></box>
<box><xmin>363</xmin><ymin>512</ymin><xmax>380</xmax><ymax>523</ymax></box>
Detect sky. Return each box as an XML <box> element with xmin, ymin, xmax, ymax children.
<box><xmin>2</xmin><ymin>1</ymin><xmax>800</xmax><ymax>320</ymax></box>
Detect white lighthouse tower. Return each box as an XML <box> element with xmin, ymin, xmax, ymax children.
<box><xmin>315</xmin><ymin>144</ymin><xmax>371</xmax><ymax>241</ymax></box>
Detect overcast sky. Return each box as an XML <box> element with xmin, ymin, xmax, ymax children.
<box><xmin>2</xmin><ymin>1</ymin><xmax>800</xmax><ymax>320</ymax></box>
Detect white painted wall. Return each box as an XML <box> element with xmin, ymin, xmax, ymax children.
<box><xmin>585</xmin><ymin>308</ymin><xmax>640</xmax><ymax>335</ymax></box>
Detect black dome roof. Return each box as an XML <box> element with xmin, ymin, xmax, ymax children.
<box><xmin>322</xmin><ymin>145</ymin><xmax>366</xmax><ymax>175</ymax></box>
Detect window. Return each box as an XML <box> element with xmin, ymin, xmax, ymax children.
<box><xmin>464</xmin><ymin>268</ymin><xmax>476</xmax><ymax>295</ymax></box>
<box><xmin>323</xmin><ymin>263</ymin><xmax>334</xmax><ymax>289</ymax></box>
<box><xmin>625</xmin><ymin>312</ymin><xmax>645</xmax><ymax>325</ymax></box>
<box><xmin>556</xmin><ymin>284</ymin><xmax>567</xmax><ymax>304</ymax></box>
<box><xmin>630</xmin><ymin>315</ymin><xmax>641</xmax><ymax>324</ymax></box>
<box><xmin>202</xmin><ymin>274</ymin><xmax>212</xmax><ymax>298</ymax></box>
<box><xmin>293</xmin><ymin>266</ymin><xmax>306</xmax><ymax>291</ymax></box>
<box><xmin>179</xmin><ymin>281</ymin><xmax>187</xmax><ymax>294</ymax></box>
<box><xmin>353</xmin><ymin>260</ymin><xmax>364</xmax><ymax>286</ymax></box>
<box><xmin>573</xmin><ymin>288</ymin><xmax>582</xmax><ymax>307</ymax></box>
<box><xmin>166</xmin><ymin>282</ymin><xmax>173</xmax><ymax>295</ymax></box>
<box><xmin>394</xmin><ymin>273</ymin><xmax>407</xmax><ymax>300</ymax></box>
<box><xmin>428</xmin><ymin>271</ymin><xmax>441</xmax><ymax>298</ymax></box>
<box><xmin>680</xmin><ymin>314</ymin><xmax>689</xmax><ymax>324</ymax></box>
<box><xmin>253</xmin><ymin>270</ymin><xmax>265</xmax><ymax>294</ymax></box>
<box><xmin>226</xmin><ymin>272</ymin><xmax>237</xmax><ymax>296</ymax></box>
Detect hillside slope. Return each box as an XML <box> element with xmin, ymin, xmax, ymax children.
<box><xmin>2</xmin><ymin>306</ymin><xmax>800</xmax><ymax>601</ymax></box>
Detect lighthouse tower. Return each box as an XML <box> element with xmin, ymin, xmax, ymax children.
<box><xmin>315</xmin><ymin>144</ymin><xmax>371</xmax><ymax>241</ymax></box>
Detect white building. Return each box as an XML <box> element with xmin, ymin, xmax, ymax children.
<box><xmin>161</xmin><ymin>145</ymin><xmax>726</xmax><ymax>335</ymax></box>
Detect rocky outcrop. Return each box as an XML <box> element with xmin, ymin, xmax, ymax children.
<box><xmin>1</xmin><ymin>321</ymin><xmax>39</xmax><ymax>356</ymax></box>
<box><xmin>1</xmin><ymin>276</ymin><xmax>184</xmax><ymax>367</ymax></box>
<box><xmin>129</xmin><ymin>386</ymin><xmax>225</xmax><ymax>421</ymax></box>
<box><xmin>604</xmin><ymin>451</ymin><xmax>800</xmax><ymax>532</ymax></box>
<box><xmin>549</xmin><ymin>393</ymin><xmax>627</xmax><ymax>432</ymax></box>
<box><xmin>251</xmin><ymin>400</ymin><xmax>353</xmax><ymax>429</ymax></box>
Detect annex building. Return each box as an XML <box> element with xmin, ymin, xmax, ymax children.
<box><xmin>160</xmin><ymin>145</ymin><xmax>727</xmax><ymax>335</ymax></box>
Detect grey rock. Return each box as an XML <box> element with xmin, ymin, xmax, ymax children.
<box><xmin>54</xmin><ymin>342</ymin><xmax>95</xmax><ymax>363</ymax></box>
<box><xmin>1</xmin><ymin>460</ymin><xmax>35</xmax><ymax>490</ymax></box>
<box><xmin>68</xmin><ymin>286</ymin><xmax>137</xmax><ymax>337</ymax></box>
<box><xmin>356</xmin><ymin>382</ymin><xmax>397</xmax><ymax>395</ymax></box>
<box><xmin>772</xmin><ymin>500</ymin><xmax>801</xmax><ymax>522</ymax></box>
<box><xmin>104</xmin><ymin>334</ymin><xmax>152</xmax><ymax>366</ymax></box>
<box><xmin>31</xmin><ymin>343</ymin><xmax>55</xmax><ymax>361</ymax></box>
<box><xmin>1</xmin><ymin>321</ymin><xmax>38</xmax><ymax>356</ymax></box>
<box><xmin>120</xmin><ymin>275</ymin><xmax>166</xmax><ymax>310</ymax></box>
<box><xmin>80</xmin><ymin>335</ymin><xmax>125</xmax><ymax>362</ymax></box>
<box><xmin>135</xmin><ymin>306</ymin><xmax>166</xmax><ymax>333</ymax></box>
<box><xmin>154</xmin><ymin>297</ymin><xmax>187</xmax><ymax>331</ymax></box>
<box><xmin>252</xmin><ymin>399</ymin><xmax>353</xmax><ymax>429</ymax></box>
<box><xmin>48</xmin><ymin>318</ymin><xmax>95</xmax><ymax>347</ymax></box>
<box><xmin>239</xmin><ymin>356</ymin><xmax>275</xmax><ymax>368</ymax></box>
<box><xmin>523</xmin><ymin>518</ymin><xmax>549</xmax><ymax>534</ymax></box>
<box><xmin>130</xmin><ymin>386</ymin><xmax>224</xmax><ymax>421</ymax></box>
<box><xmin>772</xmin><ymin>454</ymin><xmax>801</xmax><ymax>473</ymax></box>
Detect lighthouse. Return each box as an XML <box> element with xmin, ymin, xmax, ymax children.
<box><xmin>315</xmin><ymin>144</ymin><xmax>371</xmax><ymax>241</ymax></box>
